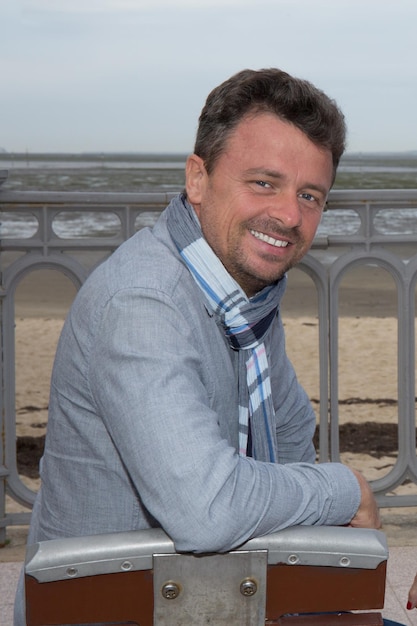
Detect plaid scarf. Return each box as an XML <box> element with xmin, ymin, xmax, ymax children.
<box><xmin>167</xmin><ymin>194</ymin><xmax>287</xmax><ymax>462</ymax></box>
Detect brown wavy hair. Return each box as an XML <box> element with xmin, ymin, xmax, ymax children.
<box><xmin>194</xmin><ymin>68</ymin><xmax>346</xmax><ymax>183</ymax></box>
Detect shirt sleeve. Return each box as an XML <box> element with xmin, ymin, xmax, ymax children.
<box><xmin>89</xmin><ymin>286</ymin><xmax>361</xmax><ymax>554</ymax></box>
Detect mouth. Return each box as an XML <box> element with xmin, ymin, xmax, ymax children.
<box><xmin>249</xmin><ymin>229</ymin><xmax>289</xmax><ymax>248</ymax></box>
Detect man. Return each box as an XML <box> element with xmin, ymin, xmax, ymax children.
<box><xmin>15</xmin><ymin>68</ymin><xmax>379</xmax><ymax>622</ymax></box>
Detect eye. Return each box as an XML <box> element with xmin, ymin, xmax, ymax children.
<box><xmin>255</xmin><ymin>180</ymin><xmax>272</xmax><ymax>189</ymax></box>
<box><xmin>298</xmin><ymin>192</ymin><xmax>316</xmax><ymax>202</ymax></box>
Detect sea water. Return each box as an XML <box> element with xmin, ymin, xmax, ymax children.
<box><xmin>1</xmin><ymin>151</ymin><xmax>417</xmax><ymax>238</ymax></box>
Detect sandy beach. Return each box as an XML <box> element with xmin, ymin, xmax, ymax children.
<box><xmin>3</xmin><ymin>263</ymin><xmax>417</xmax><ymax>560</ymax></box>
<box><xmin>12</xmin><ymin>262</ymin><xmax>405</xmax><ymax>438</ymax></box>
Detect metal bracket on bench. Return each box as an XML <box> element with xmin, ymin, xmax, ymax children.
<box><xmin>153</xmin><ymin>550</ymin><xmax>267</xmax><ymax>625</ymax></box>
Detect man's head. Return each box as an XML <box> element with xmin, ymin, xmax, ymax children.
<box><xmin>185</xmin><ymin>68</ymin><xmax>345</xmax><ymax>297</ymax></box>
<box><xmin>193</xmin><ymin>68</ymin><xmax>346</xmax><ymax>183</ymax></box>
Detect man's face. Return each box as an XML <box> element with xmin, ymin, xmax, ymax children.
<box><xmin>186</xmin><ymin>112</ymin><xmax>334</xmax><ymax>297</ymax></box>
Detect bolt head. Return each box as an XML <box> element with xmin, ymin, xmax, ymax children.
<box><xmin>162</xmin><ymin>581</ymin><xmax>181</xmax><ymax>600</ymax></box>
<box><xmin>240</xmin><ymin>578</ymin><xmax>257</xmax><ymax>596</ymax></box>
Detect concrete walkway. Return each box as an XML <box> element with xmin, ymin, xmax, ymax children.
<box><xmin>1</xmin><ymin>523</ymin><xmax>417</xmax><ymax>626</ymax></box>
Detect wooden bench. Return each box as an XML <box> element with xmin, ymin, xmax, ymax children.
<box><xmin>24</xmin><ymin>525</ymin><xmax>388</xmax><ymax>625</ymax></box>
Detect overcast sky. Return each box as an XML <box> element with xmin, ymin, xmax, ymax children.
<box><xmin>2</xmin><ymin>0</ymin><xmax>417</xmax><ymax>154</ymax></box>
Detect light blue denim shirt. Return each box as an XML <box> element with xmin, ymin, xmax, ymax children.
<box><xmin>15</xmin><ymin>202</ymin><xmax>360</xmax><ymax>623</ymax></box>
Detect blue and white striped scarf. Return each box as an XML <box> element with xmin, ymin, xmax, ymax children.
<box><xmin>167</xmin><ymin>194</ymin><xmax>287</xmax><ymax>462</ymax></box>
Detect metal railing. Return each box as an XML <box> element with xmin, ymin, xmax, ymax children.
<box><xmin>1</xmin><ymin>188</ymin><xmax>417</xmax><ymax>540</ymax></box>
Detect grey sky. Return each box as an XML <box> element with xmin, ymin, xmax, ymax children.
<box><xmin>2</xmin><ymin>0</ymin><xmax>417</xmax><ymax>153</ymax></box>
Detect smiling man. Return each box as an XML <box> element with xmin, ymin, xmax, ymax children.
<box><xmin>15</xmin><ymin>68</ymin><xmax>380</xmax><ymax>624</ymax></box>
<box><xmin>186</xmin><ymin>112</ymin><xmax>332</xmax><ymax>296</ymax></box>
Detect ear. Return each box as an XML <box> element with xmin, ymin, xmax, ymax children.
<box><xmin>185</xmin><ymin>154</ymin><xmax>207</xmax><ymax>207</ymax></box>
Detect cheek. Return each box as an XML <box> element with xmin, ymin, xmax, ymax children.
<box><xmin>201</xmin><ymin>187</ymin><xmax>252</xmax><ymax>240</ymax></box>
<box><xmin>303</xmin><ymin>211</ymin><xmax>323</xmax><ymax>237</ymax></box>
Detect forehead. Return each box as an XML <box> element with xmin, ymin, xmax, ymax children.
<box><xmin>220</xmin><ymin>112</ymin><xmax>333</xmax><ymax>183</ymax></box>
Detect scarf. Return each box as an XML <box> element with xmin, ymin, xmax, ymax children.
<box><xmin>167</xmin><ymin>194</ymin><xmax>287</xmax><ymax>462</ymax></box>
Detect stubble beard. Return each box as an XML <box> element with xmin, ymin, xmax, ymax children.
<box><xmin>230</xmin><ymin>221</ymin><xmax>305</xmax><ymax>296</ymax></box>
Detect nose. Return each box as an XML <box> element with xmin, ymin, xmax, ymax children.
<box><xmin>268</xmin><ymin>192</ymin><xmax>302</xmax><ymax>229</ymax></box>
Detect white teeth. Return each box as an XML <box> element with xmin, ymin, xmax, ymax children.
<box><xmin>250</xmin><ymin>229</ymin><xmax>289</xmax><ymax>248</ymax></box>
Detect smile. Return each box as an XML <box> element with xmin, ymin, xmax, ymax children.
<box><xmin>250</xmin><ymin>229</ymin><xmax>289</xmax><ymax>248</ymax></box>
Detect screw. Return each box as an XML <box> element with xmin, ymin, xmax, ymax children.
<box><xmin>240</xmin><ymin>578</ymin><xmax>257</xmax><ymax>596</ymax></box>
<box><xmin>66</xmin><ymin>567</ymin><xmax>78</xmax><ymax>577</ymax></box>
<box><xmin>162</xmin><ymin>582</ymin><xmax>180</xmax><ymax>600</ymax></box>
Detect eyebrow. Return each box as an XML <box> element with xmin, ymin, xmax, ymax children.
<box><xmin>244</xmin><ymin>167</ymin><xmax>329</xmax><ymax>198</ymax></box>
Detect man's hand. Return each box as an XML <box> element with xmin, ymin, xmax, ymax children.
<box><xmin>348</xmin><ymin>469</ymin><xmax>381</xmax><ymax>529</ymax></box>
